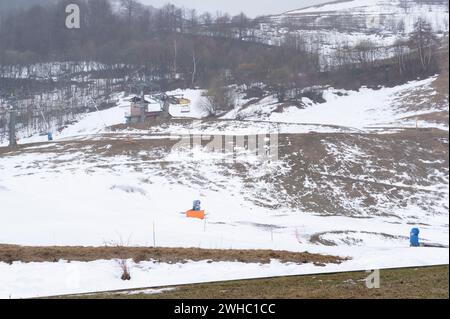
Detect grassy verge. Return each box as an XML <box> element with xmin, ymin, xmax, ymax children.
<box><xmin>58</xmin><ymin>265</ymin><xmax>448</xmax><ymax>299</ymax></box>
<box><xmin>0</xmin><ymin>244</ymin><xmax>345</xmax><ymax>265</ymax></box>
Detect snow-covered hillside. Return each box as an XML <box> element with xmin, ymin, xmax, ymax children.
<box><xmin>280</xmin><ymin>0</ymin><xmax>449</xmax><ymax>34</ymax></box>
<box><xmin>6</xmin><ymin>73</ymin><xmax>447</xmax><ymax>148</ymax></box>
<box><xmin>0</xmin><ymin>89</ymin><xmax>211</xmax><ymax>146</ymax></box>
<box><xmin>0</xmin><ymin>0</ymin><xmax>448</xmax><ymax>300</ymax></box>
<box><xmin>253</xmin><ymin>0</ymin><xmax>449</xmax><ymax>65</ymax></box>
<box><xmin>0</xmin><ymin>86</ymin><xmax>448</xmax><ymax>299</ymax></box>
<box><xmin>222</xmin><ymin>76</ymin><xmax>449</xmax><ymax>130</ymax></box>
<box><xmin>0</xmin><ymin>61</ymin><xmax>132</xmax><ymax>146</ymax></box>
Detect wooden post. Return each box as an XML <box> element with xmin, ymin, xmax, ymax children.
<box><xmin>174</xmin><ymin>39</ymin><xmax>178</xmax><ymax>75</ymax></box>
<box><xmin>8</xmin><ymin>108</ymin><xmax>17</xmax><ymax>147</ymax></box>
<box><xmin>191</xmin><ymin>49</ymin><xmax>197</xmax><ymax>87</ymax></box>
<box><xmin>153</xmin><ymin>221</ymin><xmax>156</xmax><ymax>248</ymax></box>
<box><xmin>140</xmin><ymin>92</ymin><xmax>146</xmax><ymax>123</ymax></box>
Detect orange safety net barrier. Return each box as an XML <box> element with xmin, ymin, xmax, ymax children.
<box><xmin>186</xmin><ymin>210</ymin><xmax>205</xmax><ymax>220</ymax></box>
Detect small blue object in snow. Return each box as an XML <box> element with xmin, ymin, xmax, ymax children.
<box><xmin>47</xmin><ymin>132</ymin><xmax>53</xmax><ymax>141</ymax></box>
<box><xmin>410</xmin><ymin>228</ymin><xmax>420</xmax><ymax>247</ymax></box>
<box><xmin>193</xmin><ymin>200</ymin><xmax>201</xmax><ymax>211</ymax></box>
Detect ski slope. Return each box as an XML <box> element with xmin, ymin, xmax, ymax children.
<box><xmin>0</xmin><ymin>79</ymin><xmax>448</xmax><ymax>299</ymax></box>
<box><xmin>0</xmin><ymin>129</ymin><xmax>448</xmax><ymax>297</ymax></box>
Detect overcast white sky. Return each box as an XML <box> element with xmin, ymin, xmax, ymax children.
<box><xmin>139</xmin><ymin>0</ymin><xmax>330</xmax><ymax>17</ymax></box>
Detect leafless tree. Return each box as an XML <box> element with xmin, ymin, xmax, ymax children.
<box><xmin>409</xmin><ymin>17</ymin><xmax>439</xmax><ymax>71</ymax></box>
<box><xmin>191</xmin><ymin>49</ymin><xmax>197</xmax><ymax>87</ymax></box>
<box><xmin>399</xmin><ymin>0</ymin><xmax>410</xmax><ymax>13</ymax></box>
<box><xmin>393</xmin><ymin>39</ymin><xmax>409</xmax><ymax>75</ymax></box>
<box><xmin>353</xmin><ymin>39</ymin><xmax>379</xmax><ymax>66</ymax></box>
<box><xmin>231</xmin><ymin>12</ymin><xmax>250</xmax><ymax>40</ymax></box>
<box><xmin>120</xmin><ymin>0</ymin><xmax>140</xmax><ymax>25</ymax></box>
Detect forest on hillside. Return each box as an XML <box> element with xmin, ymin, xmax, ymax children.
<box><xmin>0</xmin><ymin>0</ymin><xmax>319</xmax><ymax>87</ymax></box>
<box><xmin>0</xmin><ymin>0</ymin><xmax>441</xmax><ymax>89</ymax></box>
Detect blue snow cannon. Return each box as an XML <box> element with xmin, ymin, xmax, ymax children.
<box><xmin>47</xmin><ymin>132</ymin><xmax>53</xmax><ymax>141</ymax></box>
<box><xmin>410</xmin><ymin>228</ymin><xmax>420</xmax><ymax>247</ymax></box>
<box><xmin>193</xmin><ymin>200</ymin><xmax>201</xmax><ymax>211</ymax></box>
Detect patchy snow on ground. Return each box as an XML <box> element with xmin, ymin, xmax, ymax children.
<box><xmin>6</xmin><ymin>89</ymin><xmax>212</xmax><ymax>146</ymax></box>
<box><xmin>1</xmin><ymin>93</ymin><xmax>128</xmax><ymax>147</ymax></box>
<box><xmin>145</xmin><ymin>120</ymin><xmax>357</xmax><ymax>136</ymax></box>
<box><xmin>5</xmin><ymin>75</ymin><xmax>446</xmax><ymax>149</ymax></box>
<box><xmin>226</xmin><ymin>77</ymin><xmax>448</xmax><ymax>131</ymax></box>
<box><xmin>221</xmin><ymin>96</ymin><xmax>280</xmax><ymax>120</ymax></box>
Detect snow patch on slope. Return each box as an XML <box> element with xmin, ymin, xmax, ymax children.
<box><xmin>226</xmin><ymin>77</ymin><xmax>448</xmax><ymax>130</ymax></box>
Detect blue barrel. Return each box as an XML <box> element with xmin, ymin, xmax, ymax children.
<box><xmin>193</xmin><ymin>200</ymin><xmax>201</xmax><ymax>211</ymax></box>
<box><xmin>47</xmin><ymin>132</ymin><xmax>53</xmax><ymax>141</ymax></box>
<box><xmin>410</xmin><ymin>228</ymin><xmax>420</xmax><ymax>247</ymax></box>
